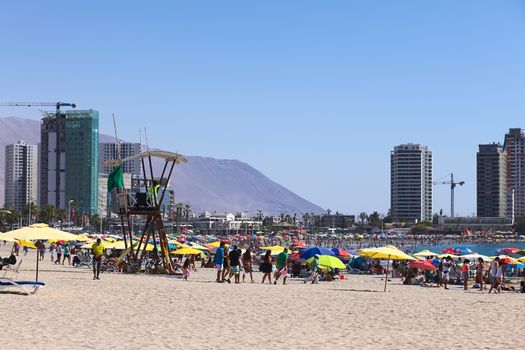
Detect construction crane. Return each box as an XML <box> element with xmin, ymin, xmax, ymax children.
<box><xmin>0</xmin><ymin>101</ymin><xmax>76</xmax><ymax>113</ymax></box>
<box><xmin>433</xmin><ymin>173</ymin><xmax>465</xmax><ymax>217</ymax></box>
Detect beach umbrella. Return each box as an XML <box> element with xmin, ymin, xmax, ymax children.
<box><xmin>409</xmin><ymin>260</ymin><xmax>437</xmax><ymax>271</ymax></box>
<box><xmin>187</xmin><ymin>242</ymin><xmax>210</xmax><ymax>251</ymax></box>
<box><xmin>459</xmin><ymin>253</ymin><xmax>491</xmax><ymax>262</ymax></box>
<box><xmin>293</xmin><ymin>242</ymin><xmax>306</xmax><ymax>248</ymax></box>
<box><xmin>18</xmin><ymin>240</ymin><xmax>37</xmax><ymax>249</ymax></box>
<box><xmin>300</xmin><ymin>247</ymin><xmax>335</xmax><ymax>260</ymax></box>
<box><xmin>414</xmin><ymin>250</ymin><xmax>439</xmax><ymax>258</ymax></box>
<box><xmin>358</xmin><ymin>246</ymin><xmax>416</xmax><ymax>292</ymax></box>
<box><xmin>0</xmin><ymin>224</ymin><xmax>86</xmax><ymax>282</ymax></box>
<box><xmin>498</xmin><ymin>248</ymin><xmax>521</xmax><ymax>255</ymax></box>
<box><xmin>260</xmin><ymin>245</ymin><xmax>285</xmax><ymax>251</ymax></box>
<box><xmin>490</xmin><ymin>255</ymin><xmax>519</xmax><ymax>265</ymax></box>
<box><xmin>0</xmin><ymin>223</ymin><xmax>82</xmax><ymax>242</ymax></box>
<box><xmin>453</xmin><ymin>246</ymin><xmax>473</xmax><ymax>255</ymax></box>
<box><xmin>0</xmin><ymin>236</ymin><xmax>16</xmax><ymax>242</ymax></box>
<box><xmin>208</xmin><ymin>241</ymin><xmax>222</xmax><ymax>248</ymax></box>
<box><xmin>306</xmin><ymin>255</ymin><xmax>346</xmax><ymax>270</ymax></box>
<box><xmin>172</xmin><ymin>247</ymin><xmax>202</xmax><ymax>255</ymax></box>
<box><xmin>289</xmin><ymin>252</ymin><xmax>302</xmax><ymax>261</ymax></box>
<box><xmin>441</xmin><ymin>247</ymin><xmax>455</xmax><ymax>254</ymax></box>
<box><xmin>517</xmin><ymin>257</ymin><xmax>525</xmax><ymax>263</ymax></box>
<box><xmin>331</xmin><ymin>248</ymin><xmax>351</xmax><ymax>259</ymax></box>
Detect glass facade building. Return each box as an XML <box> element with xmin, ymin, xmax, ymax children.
<box><xmin>64</xmin><ymin>110</ymin><xmax>99</xmax><ymax>215</ymax></box>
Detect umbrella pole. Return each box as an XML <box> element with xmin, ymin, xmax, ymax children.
<box><xmin>36</xmin><ymin>248</ymin><xmax>39</xmax><ymax>282</ymax></box>
<box><xmin>384</xmin><ymin>255</ymin><xmax>390</xmax><ymax>292</ymax></box>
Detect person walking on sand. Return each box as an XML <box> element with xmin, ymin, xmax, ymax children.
<box><xmin>62</xmin><ymin>243</ymin><xmax>71</xmax><ymax>265</ymax></box>
<box><xmin>242</xmin><ymin>248</ymin><xmax>254</xmax><ymax>283</ymax></box>
<box><xmin>305</xmin><ymin>254</ymin><xmax>320</xmax><ymax>284</ymax></box>
<box><xmin>442</xmin><ymin>256</ymin><xmax>452</xmax><ymax>290</ymax></box>
<box><xmin>215</xmin><ymin>242</ymin><xmax>226</xmax><ymax>283</ymax></box>
<box><xmin>274</xmin><ymin>248</ymin><xmax>289</xmax><ymax>285</ymax></box>
<box><xmin>55</xmin><ymin>243</ymin><xmax>63</xmax><ymax>264</ymax></box>
<box><xmin>91</xmin><ymin>238</ymin><xmax>105</xmax><ymax>280</ymax></box>
<box><xmin>488</xmin><ymin>257</ymin><xmax>499</xmax><ymax>294</ymax></box>
<box><xmin>261</xmin><ymin>250</ymin><xmax>273</xmax><ymax>284</ymax></box>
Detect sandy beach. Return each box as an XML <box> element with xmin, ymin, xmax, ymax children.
<box><xmin>1</xmin><ymin>245</ymin><xmax>523</xmax><ymax>350</ymax></box>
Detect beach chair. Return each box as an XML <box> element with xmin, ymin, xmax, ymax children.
<box><xmin>1</xmin><ymin>258</ymin><xmax>22</xmax><ymax>279</ymax></box>
<box><xmin>106</xmin><ymin>247</ymin><xmax>131</xmax><ymax>273</ymax></box>
<box><xmin>75</xmin><ymin>251</ymin><xmax>92</xmax><ymax>268</ymax></box>
<box><xmin>0</xmin><ymin>278</ymin><xmax>45</xmax><ymax>295</ymax></box>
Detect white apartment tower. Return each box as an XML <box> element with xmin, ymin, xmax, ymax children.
<box><xmin>4</xmin><ymin>140</ymin><xmax>38</xmax><ymax>213</ymax></box>
<box><xmin>391</xmin><ymin>144</ymin><xmax>432</xmax><ymax>223</ymax></box>
<box><xmin>99</xmin><ymin>142</ymin><xmax>142</xmax><ymax>176</ymax></box>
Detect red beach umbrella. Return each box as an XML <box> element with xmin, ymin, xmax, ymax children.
<box><xmin>331</xmin><ymin>248</ymin><xmax>351</xmax><ymax>258</ymax></box>
<box><xmin>409</xmin><ymin>260</ymin><xmax>437</xmax><ymax>271</ymax></box>
<box><xmin>289</xmin><ymin>252</ymin><xmax>302</xmax><ymax>261</ymax></box>
<box><xmin>442</xmin><ymin>247</ymin><xmax>455</xmax><ymax>254</ymax></box>
<box><xmin>293</xmin><ymin>241</ymin><xmax>306</xmax><ymax>248</ymax></box>
<box><xmin>498</xmin><ymin>247</ymin><xmax>520</xmax><ymax>255</ymax></box>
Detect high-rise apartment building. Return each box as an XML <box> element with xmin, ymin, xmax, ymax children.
<box><xmin>503</xmin><ymin>128</ymin><xmax>525</xmax><ymax>218</ymax></box>
<box><xmin>4</xmin><ymin>140</ymin><xmax>38</xmax><ymax>212</ymax></box>
<box><xmin>391</xmin><ymin>144</ymin><xmax>432</xmax><ymax>223</ymax></box>
<box><xmin>40</xmin><ymin>109</ymin><xmax>99</xmax><ymax>215</ymax></box>
<box><xmin>99</xmin><ymin>142</ymin><xmax>142</xmax><ymax>176</ymax></box>
<box><xmin>477</xmin><ymin>143</ymin><xmax>507</xmax><ymax>218</ymax></box>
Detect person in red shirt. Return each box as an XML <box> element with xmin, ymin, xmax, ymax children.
<box><xmin>462</xmin><ymin>259</ymin><xmax>470</xmax><ymax>290</ymax></box>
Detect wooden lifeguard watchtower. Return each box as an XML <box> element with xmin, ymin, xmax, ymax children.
<box><xmin>105</xmin><ymin>150</ymin><xmax>187</xmax><ymax>274</ymax></box>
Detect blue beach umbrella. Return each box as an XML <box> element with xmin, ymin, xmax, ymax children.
<box><xmin>300</xmin><ymin>246</ymin><xmax>335</xmax><ymax>260</ymax></box>
<box><xmin>454</xmin><ymin>246</ymin><xmax>473</xmax><ymax>255</ymax></box>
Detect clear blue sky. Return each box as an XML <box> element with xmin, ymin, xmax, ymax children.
<box><xmin>1</xmin><ymin>1</ymin><xmax>524</xmax><ymax>216</ymax></box>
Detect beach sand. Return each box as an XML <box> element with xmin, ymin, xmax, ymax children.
<box><xmin>1</xmin><ymin>245</ymin><xmax>523</xmax><ymax>350</ymax></box>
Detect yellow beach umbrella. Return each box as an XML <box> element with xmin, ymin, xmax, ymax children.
<box><xmin>0</xmin><ymin>223</ymin><xmax>82</xmax><ymax>242</ymax></box>
<box><xmin>172</xmin><ymin>247</ymin><xmax>202</xmax><ymax>255</ymax></box>
<box><xmin>414</xmin><ymin>250</ymin><xmax>439</xmax><ymax>258</ymax></box>
<box><xmin>208</xmin><ymin>241</ymin><xmax>221</xmax><ymax>248</ymax></box>
<box><xmin>18</xmin><ymin>240</ymin><xmax>37</xmax><ymax>249</ymax></box>
<box><xmin>358</xmin><ymin>246</ymin><xmax>415</xmax><ymax>292</ymax></box>
<box><xmin>306</xmin><ymin>255</ymin><xmax>346</xmax><ymax>269</ymax></box>
<box><xmin>188</xmin><ymin>242</ymin><xmax>210</xmax><ymax>251</ymax></box>
<box><xmin>261</xmin><ymin>245</ymin><xmax>285</xmax><ymax>251</ymax></box>
<box><xmin>517</xmin><ymin>257</ymin><xmax>525</xmax><ymax>263</ymax></box>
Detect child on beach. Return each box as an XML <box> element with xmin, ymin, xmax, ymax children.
<box><xmin>182</xmin><ymin>258</ymin><xmax>191</xmax><ymax>281</ymax></box>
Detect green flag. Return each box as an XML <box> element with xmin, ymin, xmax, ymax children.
<box><xmin>108</xmin><ymin>165</ymin><xmax>124</xmax><ymax>192</ymax></box>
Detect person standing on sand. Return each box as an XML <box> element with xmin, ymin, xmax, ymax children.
<box><xmin>242</xmin><ymin>248</ymin><xmax>254</xmax><ymax>283</ymax></box>
<box><xmin>274</xmin><ymin>248</ymin><xmax>288</xmax><ymax>285</ymax></box>
<box><xmin>475</xmin><ymin>258</ymin><xmax>484</xmax><ymax>291</ymax></box>
<box><xmin>49</xmin><ymin>242</ymin><xmax>56</xmax><ymax>262</ymax></box>
<box><xmin>462</xmin><ymin>259</ymin><xmax>470</xmax><ymax>290</ymax></box>
<box><xmin>227</xmin><ymin>246</ymin><xmax>241</xmax><ymax>284</ymax></box>
<box><xmin>91</xmin><ymin>239</ymin><xmax>105</xmax><ymax>280</ymax></box>
<box><xmin>442</xmin><ymin>257</ymin><xmax>452</xmax><ymax>290</ymax></box>
<box><xmin>215</xmin><ymin>242</ymin><xmax>226</xmax><ymax>283</ymax></box>
<box><xmin>222</xmin><ymin>247</ymin><xmax>231</xmax><ymax>283</ymax></box>
<box><xmin>182</xmin><ymin>258</ymin><xmax>191</xmax><ymax>281</ymax></box>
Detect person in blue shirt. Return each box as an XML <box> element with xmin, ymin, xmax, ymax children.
<box><xmin>215</xmin><ymin>242</ymin><xmax>226</xmax><ymax>283</ymax></box>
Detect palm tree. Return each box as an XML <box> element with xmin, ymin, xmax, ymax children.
<box><xmin>359</xmin><ymin>212</ymin><xmax>368</xmax><ymax>226</ymax></box>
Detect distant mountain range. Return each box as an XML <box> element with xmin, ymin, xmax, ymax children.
<box><xmin>0</xmin><ymin>116</ymin><xmax>324</xmax><ymax>216</ymax></box>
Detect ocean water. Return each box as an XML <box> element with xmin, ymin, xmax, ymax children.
<box><xmin>411</xmin><ymin>243</ymin><xmax>525</xmax><ymax>256</ymax></box>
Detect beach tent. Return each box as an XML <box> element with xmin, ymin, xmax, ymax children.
<box><xmin>358</xmin><ymin>246</ymin><xmax>416</xmax><ymax>292</ymax></box>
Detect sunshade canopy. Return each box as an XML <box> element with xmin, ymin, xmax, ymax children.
<box><xmin>358</xmin><ymin>246</ymin><xmax>416</xmax><ymax>261</ymax></box>
<box><xmin>0</xmin><ymin>224</ymin><xmax>83</xmax><ymax>241</ymax></box>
